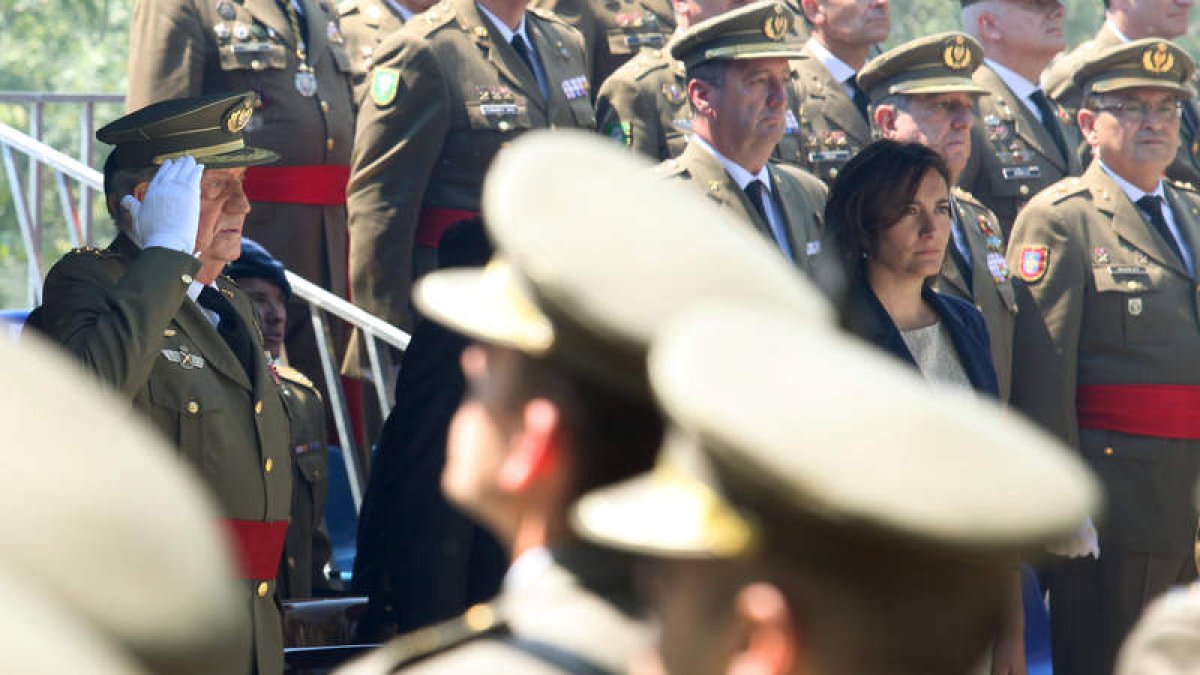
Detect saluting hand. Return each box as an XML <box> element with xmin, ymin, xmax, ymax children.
<box><xmin>120</xmin><ymin>156</ymin><xmax>205</xmax><ymax>255</ymax></box>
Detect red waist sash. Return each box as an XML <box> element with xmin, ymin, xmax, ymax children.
<box><xmin>244</xmin><ymin>165</ymin><xmax>350</xmax><ymax>206</ymax></box>
<box><xmin>417</xmin><ymin>207</ymin><xmax>479</xmax><ymax>247</ymax></box>
<box><xmin>1077</xmin><ymin>384</ymin><xmax>1200</xmax><ymax>440</ymax></box>
<box><xmin>221</xmin><ymin>519</ymin><xmax>290</xmax><ymax>580</ymax></box>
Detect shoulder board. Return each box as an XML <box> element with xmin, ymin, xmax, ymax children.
<box><xmin>1044</xmin><ymin>176</ymin><xmax>1088</xmax><ymax>205</ymax></box>
<box><xmin>336</xmin><ymin>0</ymin><xmax>357</xmax><ymax>15</ymax></box>
<box><xmin>951</xmin><ymin>186</ymin><xmax>985</xmax><ymax>208</ymax></box>
<box><xmin>349</xmin><ymin>604</ymin><xmax>506</xmax><ymax>672</ymax></box>
<box><xmin>275</xmin><ymin>364</ymin><xmax>316</xmax><ymax>389</ymax></box>
<box><xmin>655</xmin><ymin>158</ymin><xmax>687</xmax><ymax>178</ymax></box>
<box><xmin>1171</xmin><ymin>179</ymin><xmax>1197</xmax><ymax>193</ymax></box>
<box><xmin>217</xmin><ymin>274</ymin><xmax>241</xmax><ymax>289</ymax></box>
<box><xmin>631</xmin><ymin>51</ymin><xmax>671</xmax><ymax>80</ymax></box>
<box><xmin>527</xmin><ymin>5</ymin><xmax>566</xmax><ymax>24</ymax></box>
<box><xmin>67</xmin><ymin>245</ymin><xmax>107</xmax><ymax>257</ymax></box>
<box><xmin>420</xmin><ymin>1</ymin><xmax>456</xmax><ymax>31</ymax></box>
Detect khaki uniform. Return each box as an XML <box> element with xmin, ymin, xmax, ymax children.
<box><xmin>347</xmin><ymin>0</ymin><xmax>594</xmax><ymax>331</ymax></box>
<box><xmin>1006</xmin><ymin>163</ymin><xmax>1200</xmax><ymax>675</ymax></box>
<box><xmin>1043</xmin><ymin>24</ymin><xmax>1200</xmax><ymax>188</ymax></box>
<box><xmin>659</xmin><ymin>142</ymin><xmax>828</xmax><ymax>274</ymax></box>
<box><xmin>932</xmin><ymin>188</ymin><xmax>1017</xmax><ymax>401</ymax></box>
<box><xmin>338</xmin><ymin>547</ymin><xmax>650</xmax><ymax>674</ymax></box>
<box><xmin>529</xmin><ymin>0</ymin><xmax>673</xmax><ymax>93</ymax></box>
<box><xmin>277</xmin><ymin>364</ymin><xmax>337</xmax><ymax>599</ymax></box>
<box><xmin>27</xmin><ymin>236</ymin><xmax>292</xmax><ymax>675</ymax></box>
<box><xmin>594</xmin><ymin>47</ymin><xmax>810</xmax><ymax>164</ymax></box>
<box><xmin>337</xmin><ymin>0</ymin><xmax>409</xmax><ymax>102</ymax></box>
<box><xmin>959</xmin><ymin>63</ymin><xmax>1083</xmax><ymax>236</ymax></box>
<box><xmin>790</xmin><ymin>47</ymin><xmax>872</xmax><ymax>185</ymax></box>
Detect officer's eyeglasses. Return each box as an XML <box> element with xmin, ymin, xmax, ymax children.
<box><xmin>199</xmin><ymin>174</ymin><xmax>247</xmax><ymax>200</ymax></box>
<box><xmin>920</xmin><ymin>100</ymin><xmax>975</xmax><ymax>123</ymax></box>
<box><xmin>1093</xmin><ymin>99</ymin><xmax>1183</xmax><ymax>124</ymax></box>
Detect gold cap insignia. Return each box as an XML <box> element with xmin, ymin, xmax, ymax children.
<box><xmin>943</xmin><ymin>35</ymin><xmax>971</xmax><ymax>70</ymax></box>
<box><xmin>762</xmin><ymin>5</ymin><xmax>787</xmax><ymax>41</ymax></box>
<box><xmin>222</xmin><ymin>101</ymin><xmax>254</xmax><ymax>133</ymax></box>
<box><xmin>1142</xmin><ymin>42</ymin><xmax>1175</xmax><ymax>74</ymax></box>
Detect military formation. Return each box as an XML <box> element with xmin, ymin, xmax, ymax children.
<box><xmin>14</xmin><ymin>0</ymin><xmax>1200</xmax><ymax>672</ymax></box>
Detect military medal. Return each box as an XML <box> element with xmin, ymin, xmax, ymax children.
<box><xmin>217</xmin><ymin>0</ymin><xmax>236</xmax><ymax>19</ymax></box>
<box><xmin>295</xmin><ymin>65</ymin><xmax>318</xmax><ymax>97</ymax></box>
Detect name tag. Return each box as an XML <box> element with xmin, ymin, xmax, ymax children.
<box><xmin>1109</xmin><ymin>265</ymin><xmax>1149</xmax><ymax>277</ymax></box>
<box><xmin>1002</xmin><ymin>165</ymin><xmax>1042</xmax><ymax>180</ymax></box>
<box><xmin>229</xmin><ymin>42</ymin><xmax>272</xmax><ymax>54</ymax></box>
<box><xmin>808</xmin><ymin>150</ymin><xmax>851</xmax><ymax>163</ymax></box>
<box><xmin>481</xmin><ymin>103</ymin><xmax>520</xmax><ymax>117</ymax></box>
<box><xmin>624</xmin><ymin>33</ymin><xmax>664</xmax><ymax>48</ymax></box>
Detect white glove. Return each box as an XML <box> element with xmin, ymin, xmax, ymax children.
<box><xmin>1046</xmin><ymin>515</ymin><xmax>1100</xmax><ymax>559</ymax></box>
<box><xmin>119</xmin><ymin>156</ymin><xmax>205</xmax><ymax>254</ymax></box>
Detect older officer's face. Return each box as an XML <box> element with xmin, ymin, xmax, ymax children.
<box><xmin>883</xmin><ymin>93</ymin><xmax>975</xmax><ymax>178</ymax></box>
<box><xmin>987</xmin><ymin>0</ymin><xmax>1065</xmax><ymax>58</ymax></box>
<box><xmin>805</xmin><ymin>0</ymin><xmax>890</xmax><ymax>47</ymax></box>
<box><xmin>1111</xmin><ymin>0</ymin><xmax>1192</xmax><ymax>39</ymax></box>
<box><xmin>870</xmin><ymin>168</ymin><xmax>951</xmax><ymax>283</ymax></box>
<box><xmin>1080</xmin><ymin>88</ymin><xmax>1181</xmax><ymax>188</ymax></box>
<box><xmin>196</xmin><ymin>167</ymin><xmax>251</xmax><ymax>266</ymax></box>
<box><xmin>674</xmin><ymin>0</ymin><xmax>751</xmax><ymax>26</ymax></box>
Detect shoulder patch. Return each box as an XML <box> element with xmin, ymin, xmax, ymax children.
<box><xmin>1016</xmin><ymin>245</ymin><xmax>1048</xmax><ymax>282</ymax></box>
<box><xmin>371</xmin><ymin>67</ymin><xmax>401</xmax><ymax>106</ymax></box>
<box><xmin>602</xmin><ymin>119</ymin><xmax>631</xmax><ymax>146</ymax></box>
<box><xmin>275</xmin><ymin>363</ymin><xmax>315</xmax><ymax>389</ymax></box>
<box><xmin>352</xmin><ymin>604</ymin><xmax>506</xmax><ymax>671</ymax></box>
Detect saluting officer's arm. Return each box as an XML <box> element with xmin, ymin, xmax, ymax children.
<box><xmin>127</xmin><ymin>0</ymin><xmax>210</xmax><ymax>110</ymax></box>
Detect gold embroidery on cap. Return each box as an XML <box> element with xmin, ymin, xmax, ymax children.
<box><xmin>1143</xmin><ymin>42</ymin><xmax>1175</xmax><ymax>74</ymax></box>
<box><xmin>762</xmin><ymin>5</ymin><xmax>787</xmax><ymax>41</ymax></box>
<box><xmin>944</xmin><ymin>35</ymin><xmax>971</xmax><ymax>70</ymax></box>
<box><xmin>223</xmin><ymin>101</ymin><xmax>254</xmax><ymax>133</ymax></box>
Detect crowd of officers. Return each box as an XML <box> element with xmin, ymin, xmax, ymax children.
<box><xmin>15</xmin><ymin>0</ymin><xmax>1200</xmax><ymax>672</ymax></box>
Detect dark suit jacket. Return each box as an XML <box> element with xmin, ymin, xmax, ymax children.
<box><xmin>841</xmin><ymin>275</ymin><xmax>999</xmax><ymax>398</ymax></box>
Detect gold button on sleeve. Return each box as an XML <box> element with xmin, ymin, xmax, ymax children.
<box><xmin>1019</xmin><ymin>184</ymin><xmax>1030</xmax><ymax>196</ymax></box>
<box><xmin>326</xmin><ymin>138</ymin><xmax>335</xmax><ymax>151</ymax></box>
<box><xmin>257</xmin><ymin>582</ymin><xmax>269</xmax><ymax>597</ymax></box>
<box><xmin>1104</xmin><ymin>447</ymin><xmax>1114</xmax><ymax>456</ymax></box>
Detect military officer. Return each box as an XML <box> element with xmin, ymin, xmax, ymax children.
<box><xmin>860</xmin><ymin>33</ymin><xmax>1018</xmax><ymax>401</ymax></box>
<box><xmin>227</xmin><ymin>238</ymin><xmax>340</xmax><ymax>599</ymax></box>
<box><xmin>571</xmin><ymin>302</ymin><xmax>1098</xmax><ymax>675</ymax></box>
<box><xmin>128</xmin><ymin>0</ymin><xmax>357</xmax><ymax>391</ymax></box>
<box><xmin>529</xmin><ymin>0</ymin><xmax>674</xmax><ymax>94</ymax></box>
<box><xmin>593</xmin><ymin>0</ymin><xmax>811</xmax><ymax>165</ymax></box>
<box><xmin>659</xmin><ymin>2</ymin><xmax>829</xmax><ymax>275</ymax></box>
<box><xmin>1042</xmin><ymin>0</ymin><xmax>1200</xmax><ymax>188</ymax></box>
<box><xmin>790</xmin><ymin>0</ymin><xmax>889</xmax><ymax>184</ymax></box>
<box><xmin>25</xmin><ymin>94</ymin><xmax>292</xmax><ymax>675</ymax></box>
<box><xmin>337</xmin><ymin>0</ymin><xmax>437</xmax><ymax>101</ymax></box>
<box><xmin>958</xmin><ymin>0</ymin><xmax>1083</xmax><ymax>236</ymax></box>
<box><xmin>337</xmin><ymin>130</ymin><xmax>831</xmax><ymax>673</ymax></box>
<box><xmin>347</xmin><ymin>0</ymin><xmax>595</xmax><ymax>336</ymax></box>
<box><xmin>1006</xmin><ymin>40</ymin><xmax>1200</xmax><ymax>675</ymax></box>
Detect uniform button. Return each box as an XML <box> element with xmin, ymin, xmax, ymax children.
<box><xmin>186</xmin><ymin>401</ymin><xmax>200</xmax><ymax>415</ymax></box>
<box><xmin>287</xmin><ymin>556</ymin><xmax>296</xmax><ymax>569</ymax></box>
<box><xmin>828</xmin><ymin>168</ymin><xmax>839</xmax><ymax>179</ymax></box>
<box><xmin>320</xmin><ymin>100</ymin><xmax>330</xmax><ymax>113</ymax></box>
<box><xmin>255</xmin><ymin>400</ymin><xmax>263</xmax><ymax>414</ymax></box>
<box><xmin>265</xmin><ymin>458</ymin><xmax>274</xmax><ymax>473</ymax></box>
<box><xmin>1019</xmin><ymin>184</ymin><xmax>1030</xmax><ymax>196</ymax></box>
<box><xmin>251</xmin><ymin>59</ymin><xmax>264</xmax><ymax>71</ymax></box>
<box><xmin>975</xmin><ymin>304</ymin><xmax>983</xmax><ymax>312</ymax></box>
<box><xmin>181</xmin><ymin>273</ymin><xmax>193</xmax><ymax>284</ymax></box>
<box><xmin>257</xmin><ymin>582</ymin><xmax>270</xmax><ymax>597</ymax></box>
<box><xmin>1104</xmin><ymin>447</ymin><xmax>1114</xmax><ymax>456</ymax></box>
<box><xmin>498</xmin><ymin>120</ymin><xmax>513</xmax><ymax>132</ymax></box>
<box><xmin>326</xmin><ymin>138</ymin><xmax>335</xmax><ymax>151</ymax></box>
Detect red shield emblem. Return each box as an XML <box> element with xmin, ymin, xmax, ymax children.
<box><xmin>1018</xmin><ymin>245</ymin><xmax>1048</xmax><ymax>282</ymax></box>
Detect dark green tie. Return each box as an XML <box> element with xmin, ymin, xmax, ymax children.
<box><xmin>198</xmin><ymin>287</ymin><xmax>256</xmax><ymax>379</ymax></box>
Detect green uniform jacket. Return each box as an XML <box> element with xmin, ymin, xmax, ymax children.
<box><xmin>659</xmin><ymin>141</ymin><xmax>829</xmax><ymax>274</ymax></box>
<box><xmin>347</xmin><ymin>0</ymin><xmax>595</xmax><ymax>331</ymax></box>
<box><xmin>337</xmin><ymin>0</ymin><xmax>409</xmax><ymax>104</ymax></box>
<box><xmin>932</xmin><ymin>188</ymin><xmax>1018</xmax><ymax>401</ymax></box>
<box><xmin>594</xmin><ymin>46</ymin><xmax>810</xmax><ymax>166</ymax></box>
<box><xmin>959</xmin><ymin>63</ymin><xmax>1083</xmax><ymax>236</ymax></box>
<box><xmin>127</xmin><ymin>0</ymin><xmax>357</xmax><ymax>300</ymax></box>
<box><xmin>1043</xmin><ymin>24</ymin><xmax>1200</xmax><ymax>188</ymax></box>
<box><xmin>338</xmin><ymin>546</ymin><xmax>651</xmax><ymax>674</ymax></box>
<box><xmin>277</xmin><ymin>364</ymin><xmax>337</xmax><ymax>599</ymax></box>
<box><xmin>27</xmin><ymin>235</ymin><xmax>292</xmax><ymax>675</ymax></box>
<box><xmin>789</xmin><ymin>46</ymin><xmax>871</xmax><ymax>186</ymax></box>
<box><xmin>529</xmin><ymin>0</ymin><xmax>673</xmax><ymax>93</ymax></box>
<box><xmin>1006</xmin><ymin>162</ymin><xmax>1200</xmax><ymax>558</ymax></box>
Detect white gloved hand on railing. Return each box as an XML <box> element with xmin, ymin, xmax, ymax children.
<box><xmin>119</xmin><ymin>156</ymin><xmax>205</xmax><ymax>254</ymax></box>
<box><xmin>1046</xmin><ymin>515</ymin><xmax>1100</xmax><ymax>559</ymax></box>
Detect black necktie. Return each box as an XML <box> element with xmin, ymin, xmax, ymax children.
<box><xmin>847</xmin><ymin>77</ymin><xmax>870</xmax><ymax>123</ymax></box>
<box><xmin>744</xmin><ymin>179</ymin><xmax>771</xmax><ymax>224</ymax></box>
<box><xmin>510</xmin><ymin>35</ymin><xmax>541</xmax><ymax>87</ymax></box>
<box><xmin>1182</xmin><ymin>101</ymin><xmax>1199</xmax><ymax>148</ymax></box>
<box><xmin>947</xmin><ymin>204</ymin><xmax>974</xmax><ymax>293</ymax></box>
<box><xmin>1136</xmin><ymin>195</ymin><xmax>1187</xmax><ymax>266</ymax></box>
<box><xmin>1029</xmin><ymin>89</ymin><xmax>1070</xmax><ymax>164</ymax></box>
<box><xmin>198</xmin><ymin>287</ymin><xmax>256</xmax><ymax>379</ymax></box>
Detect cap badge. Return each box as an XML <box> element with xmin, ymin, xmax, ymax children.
<box><xmin>1142</xmin><ymin>42</ymin><xmax>1175</xmax><ymax>74</ymax></box>
<box><xmin>943</xmin><ymin>35</ymin><xmax>971</xmax><ymax>70</ymax></box>
<box><xmin>762</xmin><ymin>5</ymin><xmax>787</xmax><ymax>42</ymax></box>
<box><xmin>223</xmin><ymin>101</ymin><xmax>254</xmax><ymax>132</ymax></box>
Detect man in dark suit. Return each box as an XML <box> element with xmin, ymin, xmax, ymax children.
<box><xmin>26</xmin><ymin>93</ymin><xmax>292</xmax><ymax>675</ymax></box>
<box><xmin>660</xmin><ymin>2</ymin><xmax>829</xmax><ymax>276</ymax></box>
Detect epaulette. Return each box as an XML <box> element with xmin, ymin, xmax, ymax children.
<box><xmin>1046</xmin><ymin>176</ymin><xmax>1088</xmax><ymax>205</ymax></box>
<box><xmin>68</xmin><ymin>245</ymin><xmax>114</xmax><ymax>258</ymax></box>
<box><xmin>420</xmin><ymin>1</ymin><xmax>456</xmax><ymax>31</ymax></box>
<box><xmin>275</xmin><ymin>363</ymin><xmax>316</xmax><ymax>390</ymax></box>
<box><xmin>340</xmin><ymin>604</ymin><xmax>506</xmax><ymax>674</ymax></box>
<box><xmin>527</xmin><ymin>5</ymin><xmax>567</xmax><ymax>25</ymax></box>
<box><xmin>336</xmin><ymin>0</ymin><xmax>358</xmax><ymax>16</ymax></box>
<box><xmin>950</xmin><ymin>185</ymin><xmax>985</xmax><ymax>208</ymax></box>
<box><xmin>631</xmin><ymin>50</ymin><xmax>671</xmax><ymax>81</ymax></box>
<box><xmin>1171</xmin><ymin>179</ymin><xmax>1198</xmax><ymax>193</ymax></box>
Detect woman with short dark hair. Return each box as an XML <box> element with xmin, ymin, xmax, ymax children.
<box><xmin>827</xmin><ymin>139</ymin><xmax>998</xmax><ymax>397</ymax></box>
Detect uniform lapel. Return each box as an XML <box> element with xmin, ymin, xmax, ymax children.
<box><xmin>244</xmin><ymin>0</ymin><xmax>293</xmax><ymax>51</ymax></box>
<box><xmin>461</xmin><ymin>0</ymin><xmax>545</xmax><ymax>107</ymax></box>
<box><xmin>796</xmin><ymin>49</ymin><xmax>871</xmax><ymax>147</ymax></box>
<box><xmin>1089</xmin><ymin>163</ymin><xmax>1191</xmax><ymax>278</ymax></box>
<box><xmin>528</xmin><ymin>17</ymin><xmax>575</xmax><ymax>118</ymax></box>
<box><xmin>173</xmin><ymin>295</ymin><xmax>255</xmax><ymax>391</ymax></box>
<box><xmin>299</xmin><ymin>0</ymin><xmax>330</xmax><ymax>64</ymax></box>
<box><xmin>768</xmin><ymin>166</ymin><xmax>808</xmax><ymax>255</ymax></box>
<box><xmin>1163</xmin><ymin>184</ymin><xmax>1200</xmax><ymax>279</ymax></box>
<box><xmin>977</xmin><ymin>65</ymin><xmax>1068</xmax><ymax>173</ymax></box>
<box><xmin>960</xmin><ymin>205</ymin><xmax>995</xmax><ymax>301</ymax></box>
<box><xmin>679</xmin><ymin>143</ymin><xmax>771</xmax><ymax>239</ymax></box>
<box><xmin>938</xmin><ymin>197</ymin><xmax>973</xmax><ymax>298</ymax></box>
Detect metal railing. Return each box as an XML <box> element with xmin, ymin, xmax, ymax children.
<box><xmin>0</xmin><ymin>102</ymin><xmax>408</xmax><ymax>512</ymax></box>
